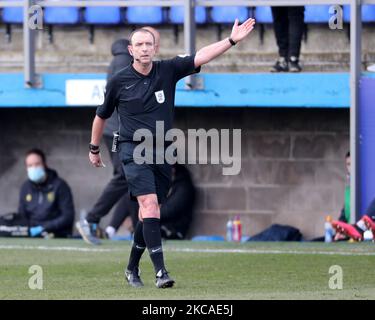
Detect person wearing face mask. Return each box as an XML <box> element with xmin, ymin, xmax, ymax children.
<box><xmin>0</xmin><ymin>148</ymin><xmax>75</xmax><ymax>238</ymax></box>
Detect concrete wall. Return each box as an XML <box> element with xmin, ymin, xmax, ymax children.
<box><xmin>0</xmin><ymin>21</ymin><xmax>353</xmax><ymax>238</ymax></box>
<box><xmin>0</xmin><ymin>107</ymin><xmax>349</xmax><ymax>239</ymax></box>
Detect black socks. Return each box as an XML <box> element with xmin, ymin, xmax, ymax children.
<box><xmin>127</xmin><ymin>221</ymin><xmax>146</xmax><ymax>271</ymax></box>
<box><xmin>143</xmin><ymin>218</ymin><xmax>165</xmax><ymax>273</ymax></box>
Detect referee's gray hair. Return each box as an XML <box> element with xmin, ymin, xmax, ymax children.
<box><xmin>128</xmin><ymin>28</ymin><xmax>156</xmax><ymax>45</ymax></box>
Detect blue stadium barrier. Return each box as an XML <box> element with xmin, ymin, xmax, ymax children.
<box><xmin>304</xmin><ymin>5</ymin><xmax>332</xmax><ymax>23</ymax></box>
<box><xmin>0</xmin><ymin>73</ymin><xmax>351</xmax><ymax>108</ymax></box>
<box><xmin>169</xmin><ymin>6</ymin><xmax>207</xmax><ymax>24</ymax></box>
<box><xmin>84</xmin><ymin>4</ymin><xmax>122</xmax><ymax>24</ymax></box>
<box><xmin>210</xmin><ymin>6</ymin><xmax>249</xmax><ymax>23</ymax></box>
<box><xmin>191</xmin><ymin>235</ymin><xmax>225</xmax><ymax>241</ymax></box>
<box><xmin>343</xmin><ymin>5</ymin><xmax>375</xmax><ymax>22</ymax></box>
<box><xmin>126</xmin><ymin>6</ymin><xmax>164</xmax><ymax>24</ymax></box>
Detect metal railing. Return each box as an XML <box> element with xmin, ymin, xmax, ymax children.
<box><xmin>1</xmin><ymin>0</ymin><xmax>374</xmax><ymax>222</ymax></box>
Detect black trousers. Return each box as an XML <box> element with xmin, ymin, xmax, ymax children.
<box><xmin>108</xmin><ymin>195</ymin><xmax>138</xmax><ymax>230</ymax></box>
<box><xmin>271</xmin><ymin>6</ymin><xmax>305</xmax><ymax>59</ymax></box>
<box><xmin>86</xmin><ymin>135</ymin><xmax>138</xmax><ymax>228</ymax></box>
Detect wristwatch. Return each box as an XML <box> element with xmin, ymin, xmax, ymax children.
<box><xmin>89</xmin><ymin>143</ymin><xmax>100</xmax><ymax>154</ymax></box>
<box><xmin>228</xmin><ymin>37</ymin><xmax>236</xmax><ymax>46</ymax></box>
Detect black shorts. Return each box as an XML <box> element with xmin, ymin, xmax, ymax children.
<box><xmin>120</xmin><ymin>143</ymin><xmax>172</xmax><ymax>204</ymax></box>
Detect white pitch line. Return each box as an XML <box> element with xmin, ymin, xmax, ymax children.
<box><xmin>0</xmin><ymin>245</ymin><xmax>116</xmax><ymax>253</ymax></box>
<box><xmin>0</xmin><ymin>244</ymin><xmax>374</xmax><ymax>256</ymax></box>
<box><xmin>169</xmin><ymin>247</ymin><xmax>375</xmax><ymax>256</ymax></box>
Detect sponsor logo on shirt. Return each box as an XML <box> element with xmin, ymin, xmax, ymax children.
<box><xmin>47</xmin><ymin>192</ymin><xmax>55</xmax><ymax>203</ymax></box>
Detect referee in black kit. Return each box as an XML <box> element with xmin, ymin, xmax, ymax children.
<box><xmin>89</xmin><ymin>18</ymin><xmax>255</xmax><ymax>288</ymax></box>
<box><xmin>77</xmin><ymin>27</ymin><xmax>160</xmax><ymax>245</ymax></box>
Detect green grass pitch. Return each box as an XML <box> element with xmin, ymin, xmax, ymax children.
<box><xmin>1</xmin><ymin>238</ymin><xmax>374</xmax><ymax>300</ymax></box>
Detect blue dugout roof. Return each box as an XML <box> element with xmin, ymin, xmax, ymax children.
<box><xmin>0</xmin><ymin>72</ymin><xmax>355</xmax><ymax>108</ymax></box>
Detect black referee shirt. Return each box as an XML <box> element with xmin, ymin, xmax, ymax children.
<box><xmin>96</xmin><ymin>55</ymin><xmax>200</xmax><ymax>143</ymax></box>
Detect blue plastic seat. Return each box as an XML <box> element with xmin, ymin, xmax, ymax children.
<box><xmin>169</xmin><ymin>6</ymin><xmax>207</xmax><ymax>24</ymax></box>
<box><xmin>44</xmin><ymin>6</ymin><xmax>80</xmax><ymax>24</ymax></box>
<box><xmin>343</xmin><ymin>5</ymin><xmax>375</xmax><ymax>23</ymax></box>
<box><xmin>84</xmin><ymin>4</ymin><xmax>121</xmax><ymax>24</ymax></box>
<box><xmin>211</xmin><ymin>6</ymin><xmax>249</xmax><ymax>23</ymax></box>
<box><xmin>253</xmin><ymin>6</ymin><xmax>272</xmax><ymax>44</ymax></box>
<box><xmin>126</xmin><ymin>6</ymin><xmax>164</xmax><ymax>24</ymax></box>
<box><xmin>2</xmin><ymin>0</ymin><xmax>23</xmax><ymax>24</ymax></box>
<box><xmin>304</xmin><ymin>5</ymin><xmax>332</xmax><ymax>23</ymax></box>
<box><xmin>254</xmin><ymin>6</ymin><xmax>273</xmax><ymax>23</ymax></box>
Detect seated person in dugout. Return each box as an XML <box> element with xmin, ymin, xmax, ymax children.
<box><xmin>330</xmin><ymin>152</ymin><xmax>375</xmax><ymax>241</ymax></box>
<box><xmin>331</xmin><ymin>203</ymin><xmax>375</xmax><ymax>242</ymax></box>
<box><xmin>0</xmin><ymin>149</ymin><xmax>75</xmax><ymax>238</ymax></box>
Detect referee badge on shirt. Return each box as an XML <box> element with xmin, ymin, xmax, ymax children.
<box><xmin>155</xmin><ymin>90</ymin><xmax>165</xmax><ymax>104</ymax></box>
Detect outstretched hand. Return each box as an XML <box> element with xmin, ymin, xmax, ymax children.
<box><xmin>230</xmin><ymin>18</ymin><xmax>256</xmax><ymax>44</ymax></box>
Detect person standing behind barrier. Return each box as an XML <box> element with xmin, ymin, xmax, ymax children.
<box><xmin>270</xmin><ymin>6</ymin><xmax>304</xmax><ymax>73</ymax></box>
<box><xmin>76</xmin><ymin>27</ymin><xmax>161</xmax><ymax>245</ymax></box>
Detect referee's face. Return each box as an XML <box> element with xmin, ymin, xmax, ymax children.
<box><xmin>129</xmin><ymin>31</ymin><xmax>156</xmax><ymax>67</ymax></box>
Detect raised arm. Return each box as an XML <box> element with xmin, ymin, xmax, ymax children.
<box><xmin>194</xmin><ymin>18</ymin><xmax>255</xmax><ymax>68</ymax></box>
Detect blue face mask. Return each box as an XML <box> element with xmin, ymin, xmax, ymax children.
<box><xmin>27</xmin><ymin>166</ymin><xmax>46</xmax><ymax>184</ymax></box>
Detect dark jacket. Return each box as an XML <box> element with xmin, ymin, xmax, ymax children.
<box><xmin>107</xmin><ymin>39</ymin><xmax>132</xmax><ymax>79</ymax></box>
<box><xmin>160</xmin><ymin>165</ymin><xmax>196</xmax><ymax>239</ymax></box>
<box><xmin>104</xmin><ymin>39</ymin><xmax>133</xmax><ymax>136</ymax></box>
<box><xmin>18</xmin><ymin>168</ymin><xmax>75</xmax><ymax>237</ymax></box>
